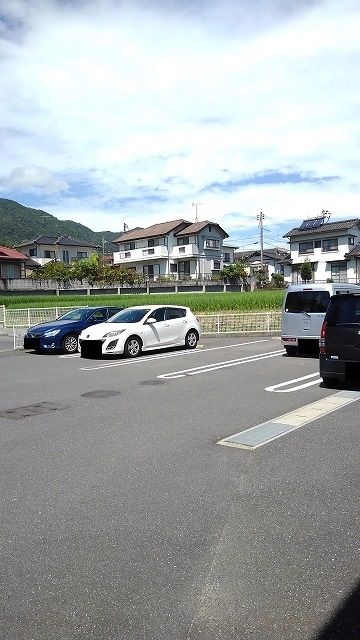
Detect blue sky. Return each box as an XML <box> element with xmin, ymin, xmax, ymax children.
<box><xmin>1</xmin><ymin>0</ymin><xmax>360</xmax><ymax>249</ymax></box>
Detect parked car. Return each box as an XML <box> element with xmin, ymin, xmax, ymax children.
<box><xmin>23</xmin><ymin>306</ymin><xmax>123</xmax><ymax>354</ymax></box>
<box><xmin>79</xmin><ymin>304</ymin><xmax>201</xmax><ymax>358</ymax></box>
<box><xmin>281</xmin><ymin>283</ymin><xmax>360</xmax><ymax>356</ymax></box>
<box><xmin>319</xmin><ymin>293</ymin><xmax>360</xmax><ymax>386</ymax></box>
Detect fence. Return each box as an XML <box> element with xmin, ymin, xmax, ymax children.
<box><xmin>1</xmin><ymin>307</ymin><xmax>282</xmax><ymax>346</ymax></box>
<box><xmin>3</xmin><ymin>306</ymin><xmax>86</xmax><ymax>328</ymax></box>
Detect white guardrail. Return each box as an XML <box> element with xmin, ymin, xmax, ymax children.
<box><xmin>0</xmin><ymin>306</ymin><xmax>282</xmax><ymax>349</ymax></box>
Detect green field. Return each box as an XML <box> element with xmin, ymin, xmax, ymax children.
<box><xmin>0</xmin><ymin>290</ymin><xmax>286</xmax><ymax>313</ymax></box>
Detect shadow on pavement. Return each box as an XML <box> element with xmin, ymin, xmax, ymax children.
<box><xmin>313</xmin><ymin>580</ymin><xmax>360</xmax><ymax>640</ymax></box>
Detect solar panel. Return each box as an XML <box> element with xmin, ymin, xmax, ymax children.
<box><xmin>299</xmin><ymin>218</ymin><xmax>325</xmax><ymax>230</ymax></box>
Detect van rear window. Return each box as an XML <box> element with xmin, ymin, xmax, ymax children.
<box><xmin>285</xmin><ymin>291</ymin><xmax>330</xmax><ymax>313</ymax></box>
<box><xmin>326</xmin><ymin>297</ymin><xmax>360</xmax><ymax>325</ymax></box>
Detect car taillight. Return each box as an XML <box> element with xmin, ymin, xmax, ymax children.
<box><xmin>319</xmin><ymin>320</ymin><xmax>327</xmax><ymax>353</ymax></box>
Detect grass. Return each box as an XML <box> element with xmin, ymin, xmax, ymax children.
<box><xmin>0</xmin><ymin>290</ymin><xmax>286</xmax><ymax>313</ymax></box>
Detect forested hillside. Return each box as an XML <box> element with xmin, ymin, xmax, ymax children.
<box><xmin>0</xmin><ymin>198</ymin><xmax>120</xmax><ymax>247</ymax></box>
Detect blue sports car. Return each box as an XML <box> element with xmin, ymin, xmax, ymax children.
<box><xmin>23</xmin><ymin>306</ymin><xmax>123</xmax><ymax>354</ymax></box>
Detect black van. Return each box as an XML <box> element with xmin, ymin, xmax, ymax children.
<box><xmin>319</xmin><ymin>293</ymin><xmax>360</xmax><ymax>386</ymax></box>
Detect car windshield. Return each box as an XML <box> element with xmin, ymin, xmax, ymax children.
<box><xmin>285</xmin><ymin>291</ymin><xmax>330</xmax><ymax>313</ymax></box>
<box><xmin>108</xmin><ymin>308</ymin><xmax>150</xmax><ymax>323</ymax></box>
<box><xmin>56</xmin><ymin>308</ymin><xmax>89</xmax><ymax>321</ymax></box>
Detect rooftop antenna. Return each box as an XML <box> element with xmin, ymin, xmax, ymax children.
<box><xmin>192</xmin><ymin>202</ymin><xmax>202</xmax><ymax>223</ymax></box>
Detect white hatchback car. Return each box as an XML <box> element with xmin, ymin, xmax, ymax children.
<box><xmin>79</xmin><ymin>304</ymin><xmax>201</xmax><ymax>358</ymax></box>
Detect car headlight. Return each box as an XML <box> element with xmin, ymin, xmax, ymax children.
<box><xmin>43</xmin><ymin>329</ymin><xmax>61</xmax><ymax>337</ymax></box>
<box><xmin>103</xmin><ymin>329</ymin><xmax>126</xmax><ymax>338</ymax></box>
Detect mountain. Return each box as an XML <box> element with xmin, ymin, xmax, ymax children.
<box><xmin>0</xmin><ymin>198</ymin><xmax>121</xmax><ymax>249</ymax></box>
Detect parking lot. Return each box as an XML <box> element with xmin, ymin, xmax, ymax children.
<box><xmin>1</xmin><ymin>336</ymin><xmax>359</xmax><ymax>639</ymax></box>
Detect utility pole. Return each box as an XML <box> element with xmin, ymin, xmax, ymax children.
<box><xmin>257</xmin><ymin>212</ymin><xmax>265</xmax><ymax>269</ymax></box>
<box><xmin>192</xmin><ymin>202</ymin><xmax>202</xmax><ymax>222</ymax></box>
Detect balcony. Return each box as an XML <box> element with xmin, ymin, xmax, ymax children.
<box><xmin>171</xmin><ymin>244</ymin><xmax>199</xmax><ymax>259</ymax></box>
<box><xmin>113</xmin><ymin>245</ymin><xmax>169</xmax><ymax>264</ymax></box>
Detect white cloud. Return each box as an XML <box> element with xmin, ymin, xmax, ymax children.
<box><xmin>0</xmin><ymin>0</ymin><xmax>360</xmax><ymax>242</ymax></box>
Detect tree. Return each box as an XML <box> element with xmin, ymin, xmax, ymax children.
<box><xmin>220</xmin><ymin>261</ymin><xmax>248</xmax><ymax>285</ymax></box>
<box><xmin>31</xmin><ymin>261</ymin><xmax>73</xmax><ymax>287</ymax></box>
<box><xmin>73</xmin><ymin>253</ymin><xmax>101</xmax><ymax>287</ymax></box>
<box><xmin>300</xmin><ymin>259</ymin><xmax>313</xmax><ymax>283</ymax></box>
<box><xmin>271</xmin><ymin>272</ymin><xmax>285</xmax><ymax>288</ymax></box>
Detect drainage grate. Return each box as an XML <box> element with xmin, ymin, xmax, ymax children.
<box><xmin>0</xmin><ymin>401</ymin><xmax>63</xmax><ymax>420</ymax></box>
<box><xmin>81</xmin><ymin>390</ymin><xmax>121</xmax><ymax>398</ymax></box>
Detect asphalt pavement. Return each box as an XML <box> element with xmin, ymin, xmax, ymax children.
<box><xmin>0</xmin><ymin>337</ymin><xmax>359</xmax><ymax>640</ymax></box>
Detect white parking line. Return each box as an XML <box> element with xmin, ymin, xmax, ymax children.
<box><xmin>158</xmin><ymin>349</ymin><xmax>284</xmax><ymax>379</ymax></box>
<box><xmin>78</xmin><ymin>340</ymin><xmax>271</xmax><ymax>370</ymax></box>
<box><xmin>265</xmin><ymin>372</ymin><xmax>321</xmax><ymax>393</ymax></box>
<box><xmin>218</xmin><ymin>390</ymin><xmax>360</xmax><ymax>450</ymax></box>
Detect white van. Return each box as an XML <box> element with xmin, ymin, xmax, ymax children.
<box><xmin>281</xmin><ymin>283</ymin><xmax>360</xmax><ymax>356</ymax></box>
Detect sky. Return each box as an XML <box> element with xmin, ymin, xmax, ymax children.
<box><xmin>1</xmin><ymin>0</ymin><xmax>360</xmax><ymax>250</ymax></box>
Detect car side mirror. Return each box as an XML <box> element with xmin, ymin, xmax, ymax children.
<box><xmin>146</xmin><ymin>318</ymin><xmax>157</xmax><ymax>324</ymax></box>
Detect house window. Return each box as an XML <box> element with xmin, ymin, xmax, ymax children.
<box><xmin>299</xmin><ymin>241</ymin><xmax>314</xmax><ymax>254</ymax></box>
<box><xmin>6</xmin><ymin>265</ymin><xmax>16</xmax><ymax>278</ymax></box>
<box><xmin>124</xmin><ymin>251</ymin><xmax>131</xmax><ymax>258</ymax></box>
<box><xmin>205</xmin><ymin>238</ymin><xmax>220</xmax><ymax>249</ymax></box>
<box><xmin>29</xmin><ymin>248</ymin><xmax>37</xmax><ymax>257</ymax></box>
<box><xmin>208</xmin><ymin>226</ymin><xmax>212</xmax><ymax>232</ymax></box>
<box><xmin>170</xmin><ymin>263</ymin><xmax>177</xmax><ymax>273</ymax></box>
<box><xmin>322</xmin><ymin>238</ymin><xmax>338</xmax><ymax>252</ymax></box>
<box><xmin>143</xmin><ymin>264</ymin><xmax>160</xmax><ymax>279</ymax></box>
<box><xmin>178</xmin><ymin>261</ymin><xmax>191</xmax><ymax>278</ymax></box>
<box><xmin>77</xmin><ymin>251</ymin><xmax>87</xmax><ymax>259</ymax></box>
<box><xmin>223</xmin><ymin>252</ymin><xmax>230</xmax><ymax>262</ymax></box>
<box><xmin>179</xmin><ymin>246</ymin><xmax>185</xmax><ymax>253</ymax></box>
<box><xmin>348</xmin><ymin>236</ymin><xmax>355</xmax><ymax>245</ymax></box>
<box><xmin>63</xmin><ymin>250</ymin><xmax>69</xmax><ymax>264</ymax></box>
<box><xmin>177</xmin><ymin>237</ymin><xmax>189</xmax><ymax>245</ymax></box>
<box><xmin>125</xmin><ymin>242</ymin><xmax>135</xmax><ymax>251</ymax></box>
<box><xmin>148</xmin><ymin>238</ymin><xmax>161</xmax><ymax>247</ymax></box>
<box><xmin>213</xmin><ymin>260</ymin><xmax>221</xmax><ymax>270</ymax></box>
<box><xmin>44</xmin><ymin>250</ymin><xmax>56</xmax><ymax>259</ymax></box>
<box><xmin>314</xmin><ymin>240</ymin><xmax>321</xmax><ymax>249</ymax></box>
<box><xmin>331</xmin><ymin>262</ymin><xmax>347</xmax><ymax>282</ymax></box>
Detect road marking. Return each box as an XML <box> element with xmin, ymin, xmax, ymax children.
<box><xmin>265</xmin><ymin>372</ymin><xmax>321</xmax><ymax>393</ymax></box>
<box><xmin>158</xmin><ymin>349</ymin><xmax>284</xmax><ymax>379</ymax></box>
<box><xmin>78</xmin><ymin>340</ymin><xmax>270</xmax><ymax>370</ymax></box>
<box><xmin>59</xmin><ymin>338</ymin><xmax>268</xmax><ymax>359</ymax></box>
<box><xmin>218</xmin><ymin>390</ymin><xmax>360</xmax><ymax>450</ymax></box>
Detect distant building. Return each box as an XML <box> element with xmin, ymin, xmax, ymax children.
<box><xmin>235</xmin><ymin>247</ymin><xmax>291</xmax><ymax>283</ymax></box>
<box><xmin>15</xmin><ymin>235</ymin><xmax>100</xmax><ymax>266</ymax></box>
<box><xmin>113</xmin><ymin>219</ymin><xmax>236</xmax><ymax>279</ymax></box>
<box><xmin>0</xmin><ymin>245</ymin><xmax>28</xmax><ymax>280</ymax></box>
<box><xmin>283</xmin><ymin>214</ymin><xmax>360</xmax><ymax>283</ymax></box>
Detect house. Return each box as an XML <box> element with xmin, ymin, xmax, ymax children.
<box><xmin>14</xmin><ymin>236</ymin><xmax>100</xmax><ymax>266</ymax></box>
<box><xmin>283</xmin><ymin>214</ymin><xmax>360</xmax><ymax>284</ymax></box>
<box><xmin>234</xmin><ymin>247</ymin><xmax>292</xmax><ymax>283</ymax></box>
<box><xmin>112</xmin><ymin>219</ymin><xmax>236</xmax><ymax>279</ymax></box>
<box><xmin>0</xmin><ymin>246</ymin><xmax>28</xmax><ymax>285</ymax></box>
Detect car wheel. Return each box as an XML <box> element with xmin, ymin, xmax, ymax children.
<box><xmin>61</xmin><ymin>333</ymin><xmax>79</xmax><ymax>354</ymax></box>
<box><xmin>124</xmin><ymin>336</ymin><xmax>142</xmax><ymax>358</ymax></box>
<box><xmin>322</xmin><ymin>376</ymin><xmax>338</xmax><ymax>388</ymax></box>
<box><xmin>185</xmin><ymin>329</ymin><xmax>198</xmax><ymax>349</ymax></box>
<box><xmin>285</xmin><ymin>346</ymin><xmax>297</xmax><ymax>357</ymax></box>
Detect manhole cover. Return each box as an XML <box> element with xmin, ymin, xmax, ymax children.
<box><xmin>0</xmin><ymin>402</ymin><xmax>63</xmax><ymax>420</ymax></box>
<box><xmin>139</xmin><ymin>380</ymin><xmax>165</xmax><ymax>386</ymax></box>
<box><xmin>81</xmin><ymin>390</ymin><xmax>121</xmax><ymax>398</ymax></box>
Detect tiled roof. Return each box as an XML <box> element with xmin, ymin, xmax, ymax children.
<box><xmin>175</xmin><ymin>221</ymin><xmax>229</xmax><ymax>238</ymax></box>
<box><xmin>235</xmin><ymin>247</ymin><xmax>290</xmax><ymax>261</ymax></box>
<box><xmin>113</xmin><ymin>220</ymin><xmax>191</xmax><ymax>242</ymax></box>
<box><xmin>0</xmin><ymin>246</ymin><xmax>28</xmax><ymax>261</ymax></box>
<box><xmin>344</xmin><ymin>243</ymin><xmax>360</xmax><ymax>258</ymax></box>
<box><xmin>284</xmin><ymin>219</ymin><xmax>360</xmax><ymax>238</ymax></box>
<box><xmin>16</xmin><ymin>235</ymin><xmax>99</xmax><ymax>248</ymax></box>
